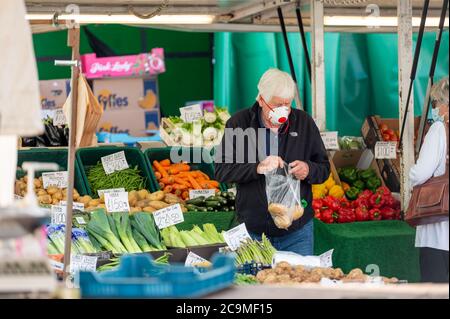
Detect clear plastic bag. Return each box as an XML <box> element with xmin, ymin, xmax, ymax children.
<box><xmin>264</xmin><ymin>163</ymin><xmax>304</xmax><ymax>229</ymax></box>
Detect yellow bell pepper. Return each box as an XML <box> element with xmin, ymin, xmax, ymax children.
<box><xmin>312</xmin><ymin>184</ymin><xmax>327</xmax><ymax>199</ymax></box>
<box><xmin>323</xmin><ymin>174</ymin><xmax>336</xmax><ymax>190</ymax></box>
<box><xmin>329</xmin><ymin>185</ymin><xmax>345</xmax><ymax>199</ymax></box>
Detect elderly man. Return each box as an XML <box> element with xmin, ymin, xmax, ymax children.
<box><xmin>215</xmin><ymin>68</ymin><xmax>330</xmax><ymax>255</ymax></box>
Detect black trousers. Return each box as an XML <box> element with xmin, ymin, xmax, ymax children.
<box><xmin>420</xmin><ymin>247</ymin><xmax>449</xmax><ymax>283</ymax></box>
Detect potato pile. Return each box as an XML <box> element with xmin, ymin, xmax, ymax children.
<box><xmin>256</xmin><ymin>262</ymin><xmax>399</xmax><ymax>284</ymax></box>
<box><xmin>15</xmin><ymin>176</ymin><xmax>80</xmax><ymax>205</ymax></box>
<box><xmin>83</xmin><ymin>189</ymin><xmax>188</xmax><ymax>214</ymax></box>
<box><xmin>268</xmin><ymin>204</ymin><xmax>304</xmax><ymax>230</ymax></box>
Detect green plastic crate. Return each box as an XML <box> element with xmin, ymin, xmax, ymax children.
<box><xmin>17</xmin><ymin>148</ymin><xmax>88</xmax><ymax>195</ymax></box>
<box><xmin>144</xmin><ymin>147</ymin><xmax>226</xmax><ymax>191</ymax></box>
<box><xmin>76</xmin><ymin>146</ymin><xmax>158</xmax><ymax>197</ymax></box>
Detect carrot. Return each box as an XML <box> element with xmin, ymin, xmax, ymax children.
<box><xmin>172</xmin><ymin>163</ymin><xmax>191</xmax><ymax>172</ymax></box>
<box><xmin>187</xmin><ymin>175</ymin><xmax>202</xmax><ymax>190</ymax></box>
<box><xmin>160</xmin><ymin>159</ymin><xmax>171</xmax><ymax>167</ymax></box>
<box><xmin>160</xmin><ymin>176</ymin><xmax>175</xmax><ymax>185</ymax></box>
<box><xmin>172</xmin><ymin>183</ymin><xmax>188</xmax><ymax>191</ymax></box>
<box><xmin>154</xmin><ymin>172</ymin><xmax>162</xmax><ymax>180</ymax></box>
<box><xmin>153</xmin><ymin>160</ymin><xmax>169</xmax><ymax>178</ymax></box>
<box><xmin>174</xmin><ymin>178</ymin><xmax>189</xmax><ymax>187</ymax></box>
<box><xmin>206</xmin><ymin>180</ymin><xmax>220</xmax><ymax>188</ymax></box>
<box><xmin>163</xmin><ymin>185</ymin><xmax>173</xmax><ymax>193</ymax></box>
<box><xmin>158</xmin><ymin>182</ymin><xmax>165</xmax><ymax>189</ymax></box>
<box><xmin>200</xmin><ymin>182</ymin><xmax>210</xmax><ymax>189</ymax></box>
<box><xmin>198</xmin><ymin>171</ymin><xmax>210</xmax><ymax>180</ymax></box>
<box><xmin>167</xmin><ymin>167</ymin><xmax>180</xmax><ymax>175</ymax></box>
<box><xmin>174</xmin><ymin>189</ymin><xmax>182</xmax><ymax>196</ymax></box>
<box><xmin>182</xmin><ymin>191</ymin><xmax>189</xmax><ymax>200</ymax></box>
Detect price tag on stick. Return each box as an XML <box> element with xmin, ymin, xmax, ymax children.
<box><xmin>185</xmin><ymin>252</ymin><xmax>209</xmax><ymax>267</ymax></box>
<box><xmin>104</xmin><ymin>191</ymin><xmax>130</xmax><ymax>213</ymax></box>
<box><xmin>180</xmin><ymin>104</ymin><xmax>203</xmax><ymax>123</ymax></box>
<box><xmin>223</xmin><ymin>223</ymin><xmax>251</xmax><ymax>251</ymax></box>
<box><xmin>70</xmin><ymin>254</ymin><xmax>98</xmax><ymax>273</ymax></box>
<box><xmin>51</xmin><ymin>205</ymin><xmax>66</xmax><ymax>224</ymax></box>
<box><xmin>101</xmin><ymin>151</ymin><xmax>129</xmax><ymax>175</ymax></box>
<box><xmin>42</xmin><ymin>171</ymin><xmax>68</xmax><ymax>189</ymax></box>
<box><xmin>153</xmin><ymin>204</ymin><xmax>184</xmax><ymax>229</ymax></box>
<box><xmin>189</xmin><ymin>189</ymin><xmax>216</xmax><ymax>199</ymax></box>
<box><xmin>375</xmin><ymin>141</ymin><xmax>397</xmax><ymax>159</ymax></box>
<box><xmin>320</xmin><ymin>131</ymin><xmax>339</xmax><ymax>150</ymax></box>
<box><xmin>53</xmin><ymin>109</ymin><xmax>67</xmax><ymax>126</ymax></box>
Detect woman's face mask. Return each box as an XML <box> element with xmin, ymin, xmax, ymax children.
<box><xmin>431</xmin><ymin>107</ymin><xmax>444</xmax><ymax>122</ymax></box>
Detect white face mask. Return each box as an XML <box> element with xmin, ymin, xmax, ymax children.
<box><xmin>268</xmin><ymin>106</ymin><xmax>290</xmax><ymax>125</ymax></box>
<box><xmin>431</xmin><ymin>107</ymin><xmax>445</xmax><ymax>122</ymax></box>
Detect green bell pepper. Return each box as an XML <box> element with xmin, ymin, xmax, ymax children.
<box><xmin>366</xmin><ymin>177</ymin><xmax>382</xmax><ymax>192</ymax></box>
<box><xmin>345</xmin><ymin>187</ymin><xmax>361</xmax><ymax>200</ymax></box>
<box><xmin>353</xmin><ymin>180</ymin><xmax>365</xmax><ymax>191</ymax></box>
<box><xmin>339</xmin><ymin>167</ymin><xmax>358</xmax><ymax>184</ymax></box>
<box><xmin>358</xmin><ymin>168</ymin><xmax>376</xmax><ymax>182</ymax></box>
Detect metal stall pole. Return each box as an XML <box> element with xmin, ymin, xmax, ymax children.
<box><xmin>277</xmin><ymin>7</ymin><xmax>303</xmax><ymax>110</ymax></box>
<box><xmin>60</xmin><ymin>27</ymin><xmax>80</xmax><ymax>281</ymax></box>
<box><xmin>310</xmin><ymin>0</ymin><xmax>326</xmax><ymax>131</ymax></box>
<box><xmin>397</xmin><ymin>0</ymin><xmax>414</xmax><ymax>210</ymax></box>
<box><xmin>295</xmin><ymin>3</ymin><xmax>311</xmax><ymax>81</ymax></box>
<box><xmin>416</xmin><ymin>0</ymin><xmax>449</xmax><ymax>155</ymax></box>
<box><xmin>398</xmin><ymin>0</ymin><xmax>430</xmax><ymax>150</ymax></box>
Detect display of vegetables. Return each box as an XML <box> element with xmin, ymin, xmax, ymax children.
<box><xmin>312</xmin><ymin>174</ymin><xmax>344</xmax><ymax>200</ymax></box>
<box><xmin>338</xmin><ymin>167</ymin><xmax>382</xmax><ymax>198</ymax></box>
<box><xmin>165</xmin><ymin>107</ymin><xmax>230</xmax><ymax>146</ymax></box>
<box><xmin>85</xmin><ymin>209</ymin><xmax>166</xmax><ymax>254</ymax></box>
<box><xmin>152</xmin><ymin>159</ymin><xmax>221</xmax><ymax>200</ymax></box>
<box><xmin>222</xmin><ymin>234</ymin><xmax>277</xmax><ymax>266</ymax></box>
<box><xmin>97</xmin><ymin>253</ymin><xmax>171</xmax><ymax>272</ymax></box>
<box><xmin>313</xmin><ymin>186</ymin><xmax>401</xmax><ymax>224</ymax></box>
<box><xmin>255</xmin><ymin>262</ymin><xmax>399</xmax><ymax>284</ymax></box>
<box><xmin>160</xmin><ymin>224</ymin><xmax>225</xmax><ymax>248</ymax></box>
<box><xmin>185</xmin><ymin>191</ymin><xmax>235</xmax><ymax>212</ymax></box>
<box><xmin>14</xmin><ymin>176</ymin><xmax>81</xmax><ymax>206</ymax></box>
<box><xmin>378</xmin><ymin>123</ymin><xmax>400</xmax><ymax>142</ymax></box>
<box><xmin>46</xmin><ymin>225</ymin><xmax>97</xmax><ymax>255</ymax></box>
<box><xmin>338</xmin><ymin>136</ymin><xmax>364</xmax><ymax>150</ymax></box>
<box><xmin>87</xmin><ymin>162</ymin><xmax>146</xmax><ymax>195</ymax></box>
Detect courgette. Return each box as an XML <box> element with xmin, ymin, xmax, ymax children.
<box><xmin>186</xmin><ymin>204</ymin><xmax>202</xmax><ymax>212</ymax></box>
<box><xmin>205</xmin><ymin>200</ymin><xmax>220</xmax><ymax>208</ymax></box>
<box><xmin>186</xmin><ymin>196</ymin><xmax>205</xmax><ymax>206</ymax></box>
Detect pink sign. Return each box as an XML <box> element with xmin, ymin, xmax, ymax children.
<box><xmin>81</xmin><ymin>48</ymin><xmax>165</xmax><ymax>79</ymax></box>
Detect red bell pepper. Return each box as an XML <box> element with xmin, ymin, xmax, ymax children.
<box><xmin>337</xmin><ymin>208</ymin><xmax>356</xmax><ymax>223</ymax></box>
<box><xmin>359</xmin><ymin>189</ymin><xmax>373</xmax><ymax>199</ymax></box>
<box><xmin>380</xmin><ymin>206</ymin><xmax>396</xmax><ymax>220</ymax></box>
<box><xmin>339</xmin><ymin>197</ymin><xmax>352</xmax><ymax>209</ymax></box>
<box><xmin>382</xmin><ymin>194</ymin><xmax>398</xmax><ymax>209</ymax></box>
<box><xmin>369</xmin><ymin>193</ymin><xmax>385</xmax><ymax>209</ymax></box>
<box><xmin>376</xmin><ymin>186</ymin><xmax>391</xmax><ymax>196</ymax></box>
<box><xmin>312</xmin><ymin>199</ymin><xmax>323</xmax><ymax>210</ymax></box>
<box><xmin>353</xmin><ymin>196</ymin><xmax>369</xmax><ymax>209</ymax></box>
<box><xmin>323</xmin><ymin>195</ymin><xmax>340</xmax><ymax>212</ymax></box>
<box><xmin>321</xmin><ymin>208</ymin><xmax>337</xmax><ymax>224</ymax></box>
<box><xmin>314</xmin><ymin>208</ymin><xmax>322</xmax><ymax>219</ymax></box>
<box><xmin>355</xmin><ymin>205</ymin><xmax>369</xmax><ymax>222</ymax></box>
<box><xmin>369</xmin><ymin>208</ymin><xmax>382</xmax><ymax>221</ymax></box>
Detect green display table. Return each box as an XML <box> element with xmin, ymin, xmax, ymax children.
<box><xmin>176</xmin><ymin>211</ymin><xmax>238</xmax><ymax>232</ymax></box>
<box><xmin>314</xmin><ymin>219</ymin><xmax>420</xmax><ymax>283</ymax></box>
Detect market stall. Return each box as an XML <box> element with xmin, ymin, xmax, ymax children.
<box><xmin>1</xmin><ymin>0</ymin><xmax>448</xmax><ymax>299</ymax></box>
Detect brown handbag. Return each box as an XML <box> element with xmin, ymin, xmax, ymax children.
<box><xmin>405</xmin><ymin>124</ymin><xmax>449</xmax><ymax>227</ymax></box>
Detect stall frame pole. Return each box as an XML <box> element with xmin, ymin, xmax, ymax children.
<box><xmin>311</xmin><ymin>0</ymin><xmax>326</xmax><ymax>131</ymax></box>
<box><xmin>295</xmin><ymin>3</ymin><xmax>311</xmax><ymax>81</ymax></box>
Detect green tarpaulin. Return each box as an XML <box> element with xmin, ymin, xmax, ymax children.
<box><xmin>214</xmin><ymin>32</ymin><xmax>449</xmax><ymax>135</ymax></box>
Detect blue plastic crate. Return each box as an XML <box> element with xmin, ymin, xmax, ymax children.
<box><xmin>79</xmin><ymin>253</ymin><xmax>235</xmax><ymax>298</ymax></box>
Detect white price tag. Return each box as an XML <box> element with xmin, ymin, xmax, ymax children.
<box><xmin>223</xmin><ymin>223</ymin><xmax>251</xmax><ymax>251</ymax></box>
<box><xmin>97</xmin><ymin>188</ymin><xmax>126</xmax><ymax>197</ymax></box>
<box><xmin>189</xmin><ymin>189</ymin><xmax>216</xmax><ymax>199</ymax></box>
<box><xmin>53</xmin><ymin>109</ymin><xmax>67</xmax><ymax>126</ymax></box>
<box><xmin>42</xmin><ymin>171</ymin><xmax>68</xmax><ymax>189</ymax></box>
<box><xmin>319</xmin><ymin>249</ymin><xmax>334</xmax><ymax>268</ymax></box>
<box><xmin>375</xmin><ymin>141</ymin><xmax>397</xmax><ymax>159</ymax></box>
<box><xmin>185</xmin><ymin>252</ymin><xmax>209</xmax><ymax>267</ymax></box>
<box><xmin>101</xmin><ymin>151</ymin><xmax>129</xmax><ymax>175</ymax></box>
<box><xmin>48</xmin><ymin>259</ymin><xmax>64</xmax><ymax>271</ymax></box>
<box><xmin>59</xmin><ymin>201</ymin><xmax>85</xmax><ymax>212</ymax></box>
<box><xmin>104</xmin><ymin>191</ymin><xmax>130</xmax><ymax>213</ymax></box>
<box><xmin>180</xmin><ymin>104</ymin><xmax>203</xmax><ymax>123</ymax></box>
<box><xmin>320</xmin><ymin>131</ymin><xmax>339</xmax><ymax>150</ymax></box>
<box><xmin>75</xmin><ymin>216</ymin><xmax>87</xmax><ymax>225</ymax></box>
<box><xmin>153</xmin><ymin>204</ymin><xmax>184</xmax><ymax>229</ymax></box>
<box><xmin>228</xmin><ymin>188</ymin><xmax>236</xmax><ymax>196</ymax></box>
<box><xmin>70</xmin><ymin>254</ymin><xmax>97</xmax><ymax>273</ymax></box>
<box><xmin>51</xmin><ymin>205</ymin><xmax>66</xmax><ymax>224</ymax></box>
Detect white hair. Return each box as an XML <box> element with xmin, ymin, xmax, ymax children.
<box><xmin>430</xmin><ymin>76</ymin><xmax>449</xmax><ymax>107</ymax></box>
<box><xmin>256</xmin><ymin>68</ymin><xmax>296</xmax><ymax>102</ymax></box>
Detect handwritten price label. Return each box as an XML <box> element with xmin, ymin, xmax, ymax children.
<box><xmin>375</xmin><ymin>141</ymin><xmax>397</xmax><ymax>159</ymax></box>
<box><xmin>180</xmin><ymin>104</ymin><xmax>203</xmax><ymax>123</ymax></box>
<box><xmin>53</xmin><ymin>109</ymin><xmax>67</xmax><ymax>126</ymax></box>
<box><xmin>51</xmin><ymin>205</ymin><xmax>66</xmax><ymax>224</ymax></box>
<box><xmin>189</xmin><ymin>189</ymin><xmax>216</xmax><ymax>199</ymax></box>
<box><xmin>70</xmin><ymin>254</ymin><xmax>97</xmax><ymax>273</ymax></box>
<box><xmin>185</xmin><ymin>252</ymin><xmax>209</xmax><ymax>267</ymax></box>
<box><xmin>320</xmin><ymin>131</ymin><xmax>339</xmax><ymax>150</ymax></box>
<box><xmin>153</xmin><ymin>204</ymin><xmax>184</xmax><ymax>229</ymax></box>
<box><xmin>97</xmin><ymin>188</ymin><xmax>125</xmax><ymax>197</ymax></box>
<box><xmin>223</xmin><ymin>223</ymin><xmax>251</xmax><ymax>251</ymax></box>
<box><xmin>104</xmin><ymin>191</ymin><xmax>130</xmax><ymax>213</ymax></box>
<box><xmin>101</xmin><ymin>151</ymin><xmax>129</xmax><ymax>175</ymax></box>
<box><xmin>42</xmin><ymin>171</ymin><xmax>68</xmax><ymax>189</ymax></box>
<box><xmin>59</xmin><ymin>201</ymin><xmax>85</xmax><ymax>212</ymax></box>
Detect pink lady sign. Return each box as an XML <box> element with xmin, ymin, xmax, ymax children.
<box><xmin>81</xmin><ymin>48</ymin><xmax>165</xmax><ymax>79</ymax></box>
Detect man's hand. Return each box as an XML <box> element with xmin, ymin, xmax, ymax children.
<box><xmin>289</xmin><ymin>160</ymin><xmax>309</xmax><ymax>180</ymax></box>
<box><xmin>257</xmin><ymin>156</ymin><xmax>284</xmax><ymax>174</ymax></box>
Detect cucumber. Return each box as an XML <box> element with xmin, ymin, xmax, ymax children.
<box><xmin>186</xmin><ymin>196</ymin><xmax>205</xmax><ymax>206</ymax></box>
<box><xmin>222</xmin><ymin>207</ymin><xmax>230</xmax><ymax>212</ymax></box>
<box><xmin>186</xmin><ymin>204</ymin><xmax>202</xmax><ymax>212</ymax></box>
<box><xmin>197</xmin><ymin>207</ymin><xmax>208</xmax><ymax>212</ymax></box>
<box><xmin>207</xmin><ymin>207</ymin><xmax>214</xmax><ymax>211</ymax></box>
<box><xmin>205</xmin><ymin>200</ymin><xmax>220</xmax><ymax>208</ymax></box>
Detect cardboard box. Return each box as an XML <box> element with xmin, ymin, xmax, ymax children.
<box><xmin>39</xmin><ymin>79</ymin><xmax>71</xmax><ymax>110</ymax></box>
<box><xmin>93</xmin><ymin>77</ymin><xmax>160</xmax><ymax>136</ymax></box>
